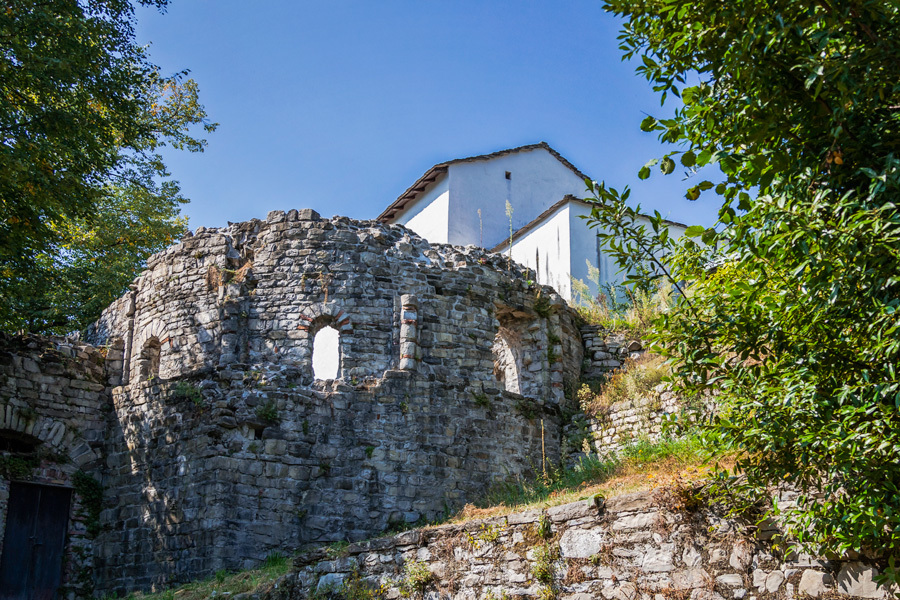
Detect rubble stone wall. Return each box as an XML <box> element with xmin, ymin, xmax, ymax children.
<box><xmin>580</xmin><ymin>326</ymin><xmax>645</xmax><ymax>379</ymax></box>
<box><xmin>86</xmin><ymin>210</ymin><xmax>585</xmax><ymax>595</ymax></box>
<box><xmin>0</xmin><ymin>334</ymin><xmax>110</xmax><ymax>599</ymax></box>
<box><xmin>588</xmin><ymin>389</ymin><xmax>682</xmax><ymax>455</ymax></box>
<box><xmin>250</xmin><ymin>492</ymin><xmax>890</xmax><ymax>600</ymax></box>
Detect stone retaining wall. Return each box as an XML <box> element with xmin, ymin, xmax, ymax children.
<box><xmin>245</xmin><ymin>491</ymin><xmax>890</xmax><ymax>600</ymax></box>
<box><xmin>588</xmin><ymin>388</ymin><xmax>682</xmax><ymax>455</ymax></box>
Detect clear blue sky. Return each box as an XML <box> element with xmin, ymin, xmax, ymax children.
<box><xmin>136</xmin><ymin>1</ymin><xmax>720</xmax><ymax>230</ymax></box>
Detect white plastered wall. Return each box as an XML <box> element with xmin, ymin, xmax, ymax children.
<box><xmin>569</xmin><ymin>200</ymin><xmax>690</xmax><ymax>304</ymax></box>
<box><xmin>447</xmin><ymin>148</ymin><xmax>587</xmax><ymax>249</ymax></box>
<box><xmin>508</xmin><ymin>202</ymin><xmax>573</xmax><ymax>300</ymax></box>
<box><xmin>392</xmin><ymin>177</ymin><xmax>450</xmax><ymax>244</ymax></box>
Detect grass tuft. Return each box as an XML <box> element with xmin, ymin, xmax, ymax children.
<box><xmin>571</xmin><ymin>274</ymin><xmax>671</xmax><ymax>338</ymax></box>
<box><xmin>124</xmin><ymin>550</ymin><xmax>292</xmax><ymax>600</ymax></box>
<box><xmin>457</xmin><ymin>434</ymin><xmax>709</xmax><ymax>522</ymax></box>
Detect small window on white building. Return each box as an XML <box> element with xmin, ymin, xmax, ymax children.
<box><xmin>312</xmin><ymin>326</ymin><xmax>340</xmax><ymax>380</ymax></box>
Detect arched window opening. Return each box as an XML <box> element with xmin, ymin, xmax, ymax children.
<box><xmin>492</xmin><ymin>329</ymin><xmax>521</xmax><ymax>394</ymax></box>
<box><xmin>0</xmin><ymin>429</ymin><xmax>41</xmax><ymax>454</ymax></box>
<box><xmin>140</xmin><ymin>337</ymin><xmax>161</xmax><ymax>381</ymax></box>
<box><xmin>312</xmin><ymin>326</ymin><xmax>340</xmax><ymax>380</ymax></box>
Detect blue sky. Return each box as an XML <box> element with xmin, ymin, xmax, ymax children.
<box><xmin>136</xmin><ymin>1</ymin><xmax>720</xmax><ymax>230</ymax></box>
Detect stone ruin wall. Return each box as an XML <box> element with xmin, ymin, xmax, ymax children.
<box><xmin>83</xmin><ymin>210</ymin><xmax>585</xmax><ymax>595</ymax></box>
<box><xmin>577</xmin><ymin>327</ymin><xmax>674</xmax><ymax>457</ymax></box>
<box><xmin>0</xmin><ymin>334</ymin><xmax>111</xmax><ymax>599</ymax></box>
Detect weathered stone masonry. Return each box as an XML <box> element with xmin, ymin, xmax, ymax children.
<box><xmin>0</xmin><ymin>334</ymin><xmax>111</xmax><ymax>599</ymax></box>
<box><xmin>20</xmin><ymin>209</ymin><xmax>578</xmax><ymax>595</ymax></box>
<box><xmin>252</xmin><ymin>491</ymin><xmax>892</xmax><ymax>600</ymax></box>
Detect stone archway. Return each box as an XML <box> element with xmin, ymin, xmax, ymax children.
<box><xmin>129</xmin><ymin>319</ymin><xmax>172</xmax><ymax>383</ymax></box>
<box><xmin>0</xmin><ymin>405</ymin><xmax>97</xmax><ymax>468</ymax></box>
<box><xmin>296</xmin><ymin>303</ymin><xmax>353</xmax><ymax>381</ymax></box>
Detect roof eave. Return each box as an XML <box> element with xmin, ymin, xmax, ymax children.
<box><xmin>489</xmin><ymin>195</ymin><xmax>692</xmax><ymax>253</ymax></box>
<box><xmin>377</xmin><ymin>165</ymin><xmax>449</xmax><ymax>222</ymax></box>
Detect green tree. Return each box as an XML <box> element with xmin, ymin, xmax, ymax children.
<box><xmin>0</xmin><ymin>0</ymin><xmax>215</xmax><ymax>333</ymax></box>
<box><xmin>587</xmin><ymin>0</ymin><xmax>900</xmax><ymax>578</ymax></box>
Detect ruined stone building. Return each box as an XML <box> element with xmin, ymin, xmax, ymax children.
<box><xmin>0</xmin><ymin>209</ymin><xmax>590</xmax><ymax>598</ymax></box>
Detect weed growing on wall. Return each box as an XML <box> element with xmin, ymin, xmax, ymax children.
<box><xmin>399</xmin><ymin>560</ymin><xmax>432</xmax><ymax>598</ymax></box>
<box><xmin>255</xmin><ymin>400</ymin><xmax>279</xmax><ymax>423</ymax></box>
<box><xmin>337</xmin><ymin>569</ymin><xmax>384</xmax><ymax>600</ymax></box>
<box><xmin>472</xmin><ymin>392</ymin><xmax>491</xmax><ymax>408</ymax></box>
<box><xmin>171</xmin><ymin>381</ymin><xmax>203</xmax><ymax>407</ymax></box>
<box><xmin>533</xmin><ymin>293</ymin><xmax>553</xmax><ymax>318</ymax></box>
<box><xmin>578</xmin><ymin>354</ymin><xmax>668</xmax><ymax>417</ymax></box>
<box><xmin>531</xmin><ymin>543</ymin><xmax>559</xmax><ymax>583</ymax></box>
<box><xmin>465</xmin><ymin>522</ymin><xmax>501</xmax><ymax>549</ymax></box>
<box><xmin>0</xmin><ymin>454</ymin><xmax>39</xmax><ymax>479</ymax></box>
<box><xmin>73</xmin><ymin>470</ymin><xmax>104</xmax><ymax>537</ymax></box>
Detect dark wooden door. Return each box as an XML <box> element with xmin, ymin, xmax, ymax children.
<box><xmin>0</xmin><ymin>482</ymin><xmax>72</xmax><ymax>600</ymax></box>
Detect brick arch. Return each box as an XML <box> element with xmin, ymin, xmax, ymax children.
<box><xmin>0</xmin><ymin>405</ymin><xmax>97</xmax><ymax>468</ymax></box>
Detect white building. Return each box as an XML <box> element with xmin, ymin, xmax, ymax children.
<box><xmin>377</xmin><ymin>143</ymin><xmax>688</xmax><ymax>302</ymax></box>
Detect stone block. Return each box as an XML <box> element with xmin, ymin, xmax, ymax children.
<box><xmin>798</xmin><ymin>570</ymin><xmax>832</xmax><ymax>598</ymax></box>
<box><xmin>559</xmin><ymin>528</ymin><xmax>605</xmax><ymax>559</ymax></box>
<box><xmin>547</xmin><ymin>500</ymin><xmax>596</xmax><ymax>523</ymax></box>
<box><xmin>837</xmin><ymin>563</ymin><xmax>884</xmax><ymax>598</ymax></box>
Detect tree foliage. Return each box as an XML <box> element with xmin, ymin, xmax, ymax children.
<box><xmin>0</xmin><ymin>0</ymin><xmax>215</xmax><ymax>333</ymax></box>
<box><xmin>587</xmin><ymin>0</ymin><xmax>900</xmax><ymax>576</ymax></box>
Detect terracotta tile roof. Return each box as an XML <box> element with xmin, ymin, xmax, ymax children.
<box><xmin>376</xmin><ymin>142</ymin><xmax>590</xmax><ymax>222</ymax></box>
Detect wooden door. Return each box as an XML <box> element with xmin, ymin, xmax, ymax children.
<box><xmin>0</xmin><ymin>482</ymin><xmax>72</xmax><ymax>600</ymax></box>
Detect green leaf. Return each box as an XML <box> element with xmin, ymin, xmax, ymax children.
<box><xmin>660</xmin><ymin>157</ymin><xmax>676</xmax><ymax>175</ymax></box>
<box><xmin>684</xmin><ymin>225</ymin><xmax>706</xmax><ymax>237</ymax></box>
<box><xmin>640</xmin><ymin>116</ymin><xmax>658</xmax><ymax>132</ymax></box>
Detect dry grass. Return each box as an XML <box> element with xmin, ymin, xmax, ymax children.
<box><xmin>579</xmin><ymin>353</ymin><xmax>669</xmax><ymax>418</ymax></box>
<box><xmin>448</xmin><ymin>437</ymin><xmax>718</xmax><ymax>524</ymax></box>
<box><xmin>571</xmin><ymin>277</ymin><xmax>672</xmax><ymax>338</ymax></box>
